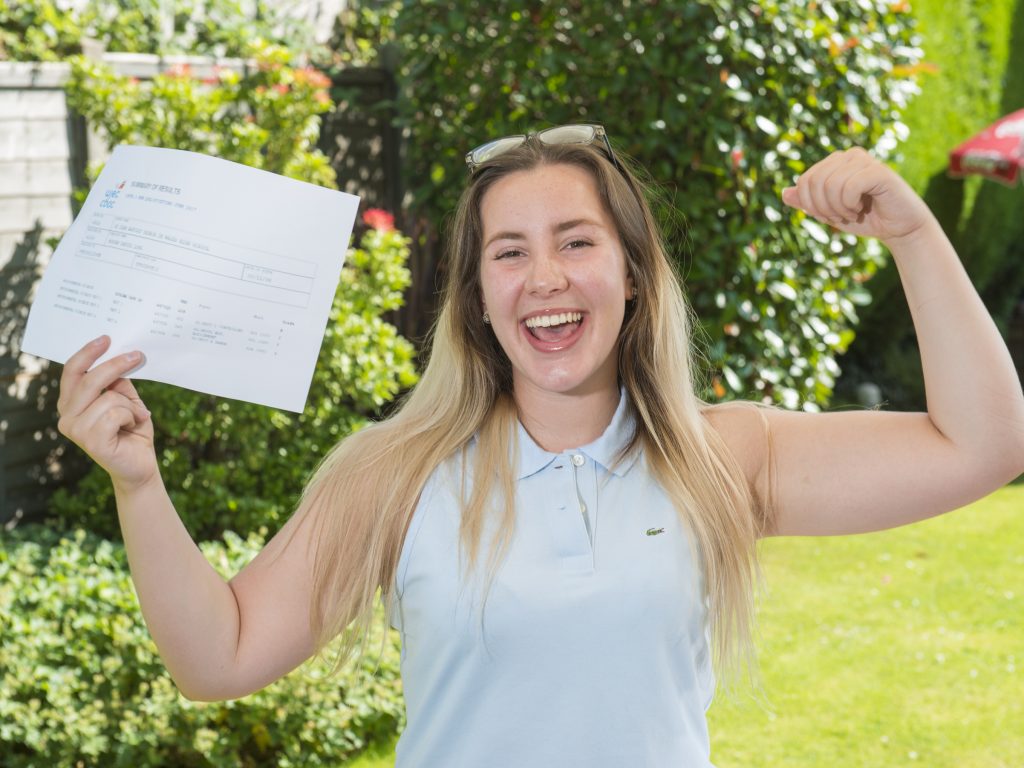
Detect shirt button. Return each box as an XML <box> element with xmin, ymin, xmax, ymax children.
<box><xmin>571</xmin><ymin>454</ymin><xmax>585</xmax><ymax>467</ymax></box>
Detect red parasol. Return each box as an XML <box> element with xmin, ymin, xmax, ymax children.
<box><xmin>949</xmin><ymin>108</ymin><xmax>1024</xmax><ymax>186</ymax></box>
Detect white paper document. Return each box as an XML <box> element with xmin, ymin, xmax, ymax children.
<box><xmin>21</xmin><ymin>145</ymin><xmax>360</xmax><ymax>411</ymax></box>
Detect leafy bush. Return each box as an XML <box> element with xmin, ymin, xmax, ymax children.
<box><xmin>0</xmin><ymin>0</ymin><xmax>314</xmax><ymax>61</ymax></box>
<box><xmin>65</xmin><ymin>42</ymin><xmax>338</xmax><ymax>189</ymax></box>
<box><xmin>395</xmin><ymin>0</ymin><xmax>921</xmax><ymax>409</ymax></box>
<box><xmin>0</xmin><ymin>0</ymin><xmax>83</xmax><ymax>60</ymax></box>
<box><xmin>0</xmin><ymin>525</ymin><xmax>403</xmax><ymax>767</ymax></box>
<box><xmin>327</xmin><ymin>0</ymin><xmax>402</xmax><ymax>67</ymax></box>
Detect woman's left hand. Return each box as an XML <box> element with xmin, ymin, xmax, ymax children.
<box><xmin>781</xmin><ymin>147</ymin><xmax>935</xmax><ymax>247</ymax></box>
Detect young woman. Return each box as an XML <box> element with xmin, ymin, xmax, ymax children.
<box><xmin>56</xmin><ymin>125</ymin><xmax>1024</xmax><ymax>766</ymax></box>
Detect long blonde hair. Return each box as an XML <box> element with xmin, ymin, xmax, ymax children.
<box><xmin>300</xmin><ymin>138</ymin><xmax>772</xmax><ymax>681</ymax></box>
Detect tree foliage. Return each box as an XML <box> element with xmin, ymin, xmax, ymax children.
<box><xmin>395</xmin><ymin>0</ymin><xmax>921</xmax><ymax>409</ymax></box>
<box><xmin>0</xmin><ymin>0</ymin><xmax>315</xmax><ymax>60</ymax></box>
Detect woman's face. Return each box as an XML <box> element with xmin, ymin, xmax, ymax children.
<box><xmin>478</xmin><ymin>163</ymin><xmax>634</xmax><ymax>400</ymax></box>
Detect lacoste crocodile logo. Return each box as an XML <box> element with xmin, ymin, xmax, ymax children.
<box><xmin>645</xmin><ymin>527</ymin><xmax>665</xmax><ymax>536</ymax></box>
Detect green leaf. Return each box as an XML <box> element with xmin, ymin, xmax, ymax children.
<box><xmin>722</xmin><ymin>365</ymin><xmax>744</xmax><ymax>393</ymax></box>
<box><xmin>769</xmin><ymin>281</ymin><xmax>798</xmax><ymax>301</ymax></box>
<box><xmin>755</xmin><ymin>115</ymin><xmax>780</xmax><ymax>136</ymax></box>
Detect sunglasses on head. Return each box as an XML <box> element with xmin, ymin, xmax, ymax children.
<box><xmin>465</xmin><ymin>124</ymin><xmax>623</xmax><ymax>174</ymax></box>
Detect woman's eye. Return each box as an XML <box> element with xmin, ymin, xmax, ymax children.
<box><xmin>495</xmin><ymin>248</ymin><xmax>524</xmax><ymax>259</ymax></box>
<box><xmin>565</xmin><ymin>239</ymin><xmax>592</xmax><ymax>250</ymax></box>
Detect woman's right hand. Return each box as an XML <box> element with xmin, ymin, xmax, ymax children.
<box><xmin>57</xmin><ymin>335</ymin><xmax>158</xmax><ymax>491</ymax></box>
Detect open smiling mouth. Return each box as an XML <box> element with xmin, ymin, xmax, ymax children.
<box><xmin>524</xmin><ymin>312</ymin><xmax>584</xmax><ymax>342</ymax></box>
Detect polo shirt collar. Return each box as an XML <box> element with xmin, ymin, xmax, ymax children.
<box><xmin>515</xmin><ymin>389</ymin><xmax>640</xmax><ymax>480</ymax></box>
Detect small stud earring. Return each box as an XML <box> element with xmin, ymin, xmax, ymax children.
<box><xmin>483</xmin><ymin>311</ymin><xmax>491</xmax><ymax>324</ymax></box>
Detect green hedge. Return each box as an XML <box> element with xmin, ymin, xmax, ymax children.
<box><xmin>836</xmin><ymin>0</ymin><xmax>1024</xmax><ymax>408</ymax></box>
<box><xmin>0</xmin><ymin>0</ymin><xmax>314</xmax><ymax>60</ymax></box>
<box><xmin>0</xmin><ymin>526</ymin><xmax>404</xmax><ymax>767</ymax></box>
<box><xmin>395</xmin><ymin>0</ymin><xmax>921</xmax><ymax>409</ymax></box>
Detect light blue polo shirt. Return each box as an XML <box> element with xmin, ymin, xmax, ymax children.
<box><xmin>390</xmin><ymin>393</ymin><xmax>716</xmax><ymax>767</ymax></box>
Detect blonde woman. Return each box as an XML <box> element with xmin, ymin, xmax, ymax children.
<box><xmin>57</xmin><ymin>125</ymin><xmax>1024</xmax><ymax>766</ymax></box>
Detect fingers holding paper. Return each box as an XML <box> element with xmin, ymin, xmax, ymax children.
<box><xmin>781</xmin><ymin>147</ymin><xmax>934</xmax><ymax>246</ymax></box>
<box><xmin>58</xmin><ymin>335</ymin><xmax>158</xmax><ymax>490</ymax></box>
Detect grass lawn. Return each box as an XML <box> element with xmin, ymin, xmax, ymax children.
<box><xmin>344</xmin><ymin>484</ymin><xmax>1023</xmax><ymax>767</ymax></box>
<box><xmin>708</xmin><ymin>482</ymin><xmax>1023</xmax><ymax>767</ymax></box>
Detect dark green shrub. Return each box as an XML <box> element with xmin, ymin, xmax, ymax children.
<box><xmin>0</xmin><ymin>525</ymin><xmax>403</xmax><ymax>767</ymax></box>
<box><xmin>395</xmin><ymin>0</ymin><xmax>921</xmax><ymax>409</ymax></box>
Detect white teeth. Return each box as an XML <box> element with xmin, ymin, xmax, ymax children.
<box><xmin>524</xmin><ymin>312</ymin><xmax>582</xmax><ymax>329</ymax></box>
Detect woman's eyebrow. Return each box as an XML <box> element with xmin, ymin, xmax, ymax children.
<box><xmin>484</xmin><ymin>230</ymin><xmax>526</xmax><ymax>249</ymax></box>
<box><xmin>483</xmin><ymin>218</ymin><xmax>603</xmax><ymax>250</ymax></box>
<box><xmin>553</xmin><ymin>217</ymin><xmax>602</xmax><ymax>234</ymax></box>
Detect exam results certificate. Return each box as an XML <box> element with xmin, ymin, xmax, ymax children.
<box><xmin>21</xmin><ymin>145</ymin><xmax>360</xmax><ymax>412</ymax></box>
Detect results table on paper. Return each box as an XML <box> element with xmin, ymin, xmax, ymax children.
<box><xmin>81</xmin><ymin>212</ymin><xmax>317</xmax><ymax>308</ymax></box>
<box><xmin>53</xmin><ymin>211</ymin><xmax>313</xmax><ymax>360</ymax></box>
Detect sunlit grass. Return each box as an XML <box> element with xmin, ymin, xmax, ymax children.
<box><xmin>709</xmin><ymin>483</ymin><xmax>1024</xmax><ymax>767</ymax></box>
<box><xmin>344</xmin><ymin>737</ymin><xmax>399</xmax><ymax>768</ymax></box>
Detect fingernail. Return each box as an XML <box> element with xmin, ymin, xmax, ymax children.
<box><xmin>90</xmin><ymin>335</ymin><xmax>108</xmax><ymax>346</ymax></box>
<box><xmin>125</xmin><ymin>351</ymin><xmax>141</xmax><ymax>363</ymax></box>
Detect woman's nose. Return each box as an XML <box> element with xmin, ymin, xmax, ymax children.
<box><xmin>525</xmin><ymin>251</ymin><xmax>568</xmax><ymax>296</ymax></box>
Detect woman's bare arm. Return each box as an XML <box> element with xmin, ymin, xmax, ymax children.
<box><xmin>59</xmin><ymin>338</ymin><xmax>321</xmax><ymax>700</ymax></box>
<box><xmin>706</xmin><ymin>149</ymin><xmax>1024</xmax><ymax>536</ymax></box>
